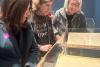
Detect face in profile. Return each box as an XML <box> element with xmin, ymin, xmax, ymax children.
<box><xmin>21</xmin><ymin>5</ymin><xmax>31</xmax><ymax>24</ymax></box>
<box><xmin>38</xmin><ymin>1</ymin><xmax>52</xmax><ymax>16</ymax></box>
<box><xmin>67</xmin><ymin>0</ymin><xmax>80</xmax><ymax>15</ymax></box>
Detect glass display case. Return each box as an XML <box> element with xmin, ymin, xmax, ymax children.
<box><xmin>36</xmin><ymin>26</ymin><xmax>100</xmax><ymax>67</ymax></box>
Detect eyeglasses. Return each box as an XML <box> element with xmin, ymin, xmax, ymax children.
<box><xmin>70</xmin><ymin>3</ymin><xmax>80</xmax><ymax>7</ymax></box>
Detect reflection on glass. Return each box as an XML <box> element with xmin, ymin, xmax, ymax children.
<box><xmin>86</xmin><ymin>18</ymin><xmax>95</xmax><ymax>32</ymax></box>
<box><xmin>95</xmin><ymin>28</ymin><xmax>100</xmax><ymax>32</ymax></box>
<box><xmin>37</xmin><ymin>24</ymin><xmax>100</xmax><ymax>67</ymax></box>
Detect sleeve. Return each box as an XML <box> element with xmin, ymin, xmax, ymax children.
<box><xmin>25</xmin><ymin>24</ymin><xmax>40</xmax><ymax>66</ymax></box>
<box><xmin>79</xmin><ymin>14</ymin><xmax>87</xmax><ymax>32</ymax></box>
<box><xmin>52</xmin><ymin>11</ymin><xmax>67</xmax><ymax>36</ymax></box>
<box><xmin>52</xmin><ymin>11</ymin><xmax>60</xmax><ymax>36</ymax></box>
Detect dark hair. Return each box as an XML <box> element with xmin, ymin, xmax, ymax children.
<box><xmin>1</xmin><ymin>0</ymin><xmax>30</xmax><ymax>28</ymax></box>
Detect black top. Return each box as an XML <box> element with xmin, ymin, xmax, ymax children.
<box><xmin>32</xmin><ymin>12</ymin><xmax>55</xmax><ymax>45</ymax></box>
<box><xmin>66</xmin><ymin>14</ymin><xmax>74</xmax><ymax>28</ymax></box>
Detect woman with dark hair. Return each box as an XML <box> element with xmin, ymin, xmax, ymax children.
<box><xmin>30</xmin><ymin>0</ymin><xmax>55</xmax><ymax>57</ymax></box>
<box><xmin>0</xmin><ymin>0</ymin><xmax>39</xmax><ymax>67</ymax></box>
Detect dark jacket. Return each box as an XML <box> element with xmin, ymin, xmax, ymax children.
<box><xmin>0</xmin><ymin>20</ymin><xmax>40</xmax><ymax>67</ymax></box>
<box><xmin>52</xmin><ymin>8</ymin><xmax>87</xmax><ymax>35</ymax></box>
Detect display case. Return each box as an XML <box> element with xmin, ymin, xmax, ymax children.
<box><xmin>36</xmin><ymin>32</ymin><xmax>100</xmax><ymax>67</ymax></box>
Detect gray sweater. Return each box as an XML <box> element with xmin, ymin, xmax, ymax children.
<box><xmin>52</xmin><ymin>8</ymin><xmax>87</xmax><ymax>35</ymax></box>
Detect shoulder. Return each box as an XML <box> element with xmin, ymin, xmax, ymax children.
<box><xmin>76</xmin><ymin>11</ymin><xmax>85</xmax><ymax>17</ymax></box>
<box><xmin>0</xmin><ymin>20</ymin><xmax>6</xmax><ymax>32</ymax></box>
<box><xmin>54</xmin><ymin>8</ymin><xmax>67</xmax><ymax>20</ymax></box>
<box><xmin>0</xmin><ymin>20</ymin><xmax>5</xmax><ymax>42</ymax></box>
<box><xmin>0</xmin><ymin>20</ymin><xmax>4</xmax><ymax>28</ymax></box>
<box><xmin>55</xmin><ymin>8</ymin><xmax>64</xmax><ymax>16</ymax></box>
<box><xmin>0</xmin><ymin>20</ymin><xmax>8</xmax><ymax>37</ymax></box>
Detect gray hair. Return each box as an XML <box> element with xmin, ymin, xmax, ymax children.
<box><xmin>64</xmin><ymin>0</ymin><xmax>82</xmax><ymax>11</ymax></box>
